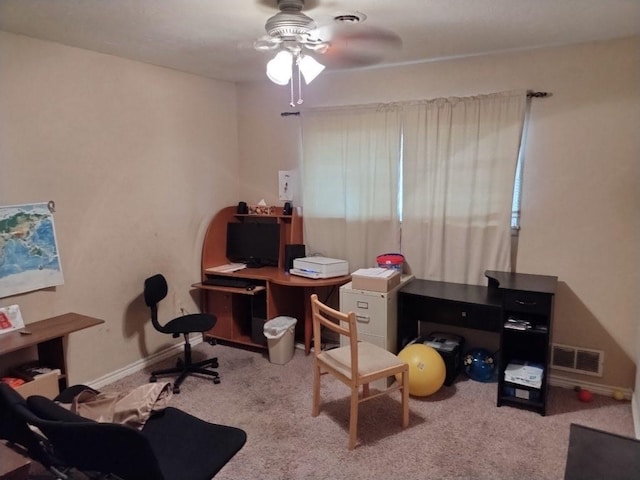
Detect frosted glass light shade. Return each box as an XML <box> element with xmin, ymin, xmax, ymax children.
<box><xmin>298</xmin><ymin>55</ymin><xmax>325</xmax><ymax>84</ymax></box>
<box><xmin>266</xmin><ymin>51</ymin><xmax>293</xmax><ymax>85</ymax></box>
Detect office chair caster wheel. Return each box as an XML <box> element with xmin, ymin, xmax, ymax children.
<box><xmin>150</xmin><ymin>375</ymin><xmax>157</xmax><ymax>383</ymax></box>
<box><xmin>213</xmin><ymin>377</ymin><xmax>221</xmax><ymax>385</ymax></box>
<box><xmin>173</xmin><ymin>385</ymin><xmax>180</xmax><ymax>394</ymax></box>
<box><xmin>207</xmin><ymin>338</ymin><xmax>217</xmax><ymax>346</ymax></box>
<box><xmin>211</xmin><ymin>359</ymin><xmax>219</xmax><ymax>368</ymax></box>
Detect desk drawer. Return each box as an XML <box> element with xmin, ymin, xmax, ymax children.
<box><xmin>503</xmin><ymin>291</ymin><xmax>552</xmax><ymax>315</ymax></box>
<box><xmin>401</xmin><ymin>295</ymin><xmax>501</xmax><ymax>332</ymax></box>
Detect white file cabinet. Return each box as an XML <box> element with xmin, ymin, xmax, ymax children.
<box><xmin>339</xmin><ymin>275</ymin><xmax>414</xmax><ymax>389</ymax></box>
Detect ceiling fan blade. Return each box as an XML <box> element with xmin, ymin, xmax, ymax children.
<box><xmin>313</xmin><ymin>23</ymin><xmax>402</xmax><ymax>68</ymax></box>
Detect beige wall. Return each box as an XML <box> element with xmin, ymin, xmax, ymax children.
<box><xmin>0</xmin><ymin>32</ymin><xmax>240</xmax><ymax>384</ymax></box>
<box><xmin>1</xmin><ymin>31</ymin><xmax>637</xmax><ymax>393</ymax></box>
<box><xmin>237</xmin><ymin>37</ymin><xmax>639</xmax><ymax>390</ymax></box>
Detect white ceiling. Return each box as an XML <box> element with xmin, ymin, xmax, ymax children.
<box><xmin>0</xmin><ymin>0</ymin><xmax>638</xmax><ymax>83</ymax></box>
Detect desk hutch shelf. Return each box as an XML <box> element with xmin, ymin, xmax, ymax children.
<box><xmin>194</xmin><ymin>206</ymin><xmax>350</xmax><ymax>353</ymax></box>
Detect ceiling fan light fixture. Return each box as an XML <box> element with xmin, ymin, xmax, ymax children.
<box><xmin>298</xmin><ymin>54</ymin><xmax>325</xmax><ymax>84</ymax></box>
<box><xmin>266</xmin><ymin>50</ymin><xmax>293</xmax><ymax>85</ymax></box>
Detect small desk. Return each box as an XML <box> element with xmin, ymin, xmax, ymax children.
<box><xmin>397</xmin><ymin>279</ymin><xmax>503</xmax><ymax>349</ymax></box>
<box><xmin>0</xmin><ymin>313</ymin><xmax>105</xmax><ymax>391</ymax></box>
<box><xmin>398</xmin><ymin>271</ymin><xmax>556</xmax><ymax>415</ymax></box>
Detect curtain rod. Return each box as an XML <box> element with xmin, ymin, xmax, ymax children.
<box><xmin>281</xmin><ymin>90</ymin><xmax>552</xmax><ymax>116</ymax></box>
<box><xmin>527</xmin><ymin>91</ymin><xmax>550</xmax><ymax>98</ymax></box>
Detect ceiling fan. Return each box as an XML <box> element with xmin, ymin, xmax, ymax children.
<box><xmin>253</xmin><ymin>0</ymin><xmax>401</xmax><ymax>105</ymax></box>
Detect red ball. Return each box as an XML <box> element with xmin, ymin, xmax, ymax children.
<box><xmin>578</xmin><ymin>389</ymin><xmax>594</xmax><ymax>403</ymax></box>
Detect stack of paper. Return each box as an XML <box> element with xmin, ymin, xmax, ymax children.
<box><xmin>205</xmin><ymin>263</ymin><xmax>247</xmax><ymax>274</ymax></box>
<box><xmin>351</xmin><ymin>267</ymin><xmax>396</xmax><ymax>278</ymax></box>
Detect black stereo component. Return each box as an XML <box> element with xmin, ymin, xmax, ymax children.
<box><xmin>237</xmin><ymin>201</ymin><xmax>248</xmax><ymax>214</ymax></box>
<box><xmin>283</xmin><ymin>201</ymin><xmax>293</xmax><ymax>216</ymax></box>
<box><xmin>284</xmin><ymin>244</ymin><xmax>305</xmax><ymax>272</ymax></box>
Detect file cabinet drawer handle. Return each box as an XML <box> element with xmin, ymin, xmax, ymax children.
<box><xmin>355</xmin><ymin>314</ymin><xmax>370</xmax><ymax>324</ymax></box>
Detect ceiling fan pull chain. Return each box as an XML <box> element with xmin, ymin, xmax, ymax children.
<box><xmin>289</xmin><ymin>74</ymin><xmax>295</xmax><ymax>107</ymax></box>
<box><xmin>297</xmin><ymin>64</ymin><xmax>304</xmax><ymax>104</ymax></box>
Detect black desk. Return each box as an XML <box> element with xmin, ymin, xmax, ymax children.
<box><xmin>397</xmin><ymin>279</ymin><xmax>503</xmax><ymax>348</ymax></box>
<box><xmin>398</xmin><ymin>271</ymin><xmax>557</xmax><ymax>415</ymax></box>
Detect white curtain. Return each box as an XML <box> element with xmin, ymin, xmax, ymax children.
<box><xmin>300</xmin><ymin>105</ymin><xmax>402</xmax><ymax>270</ymax></box>
<box><xmin>402</xmin><ymin>91</ymin><xmax>527</xmax><ymax>285</ymax></box>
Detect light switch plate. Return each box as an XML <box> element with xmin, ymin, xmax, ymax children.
<box><xmin>278</xmin><ymin>170</ymin><xmax>294</xmax><ymax>201</ymax></box>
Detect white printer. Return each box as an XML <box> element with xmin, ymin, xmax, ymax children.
<box><xmin>290</xmin><ymin>257</ymin><xmax>349</xmax><ymax>279</ymax></box>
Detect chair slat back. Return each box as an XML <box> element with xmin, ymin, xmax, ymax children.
<box><xmin>310</xmin><ymin>294</ymin><xmax>359</xmax><ymax>375</ymax></box>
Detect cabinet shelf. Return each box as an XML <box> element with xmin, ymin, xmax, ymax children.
<box><xmin>485</xmin><ymin>270</ymin><xmax>557</xmax><ymax>416</ymax></box>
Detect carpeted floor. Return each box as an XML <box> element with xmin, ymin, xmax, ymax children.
<box><xmin>28</xmin><ymin>343</ymin><xmax>635</xmax><ymax>480</ymax></box>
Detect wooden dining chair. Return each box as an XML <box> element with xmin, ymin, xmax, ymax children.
<box><xmin>310</xmin><ymin>293</ymin><xmax>409</xmax><ymax>450</ymax></box>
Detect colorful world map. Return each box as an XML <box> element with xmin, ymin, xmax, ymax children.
<box><xmin>0</xmin><ymin>203</ymin><xmax>64</xmax><ymax>298</ymax></box>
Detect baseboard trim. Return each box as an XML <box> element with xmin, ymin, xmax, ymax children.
<box><xmin>549</xmin><ymin>373</ymin><xmax>633</xmax><ymax>399</ymax></box>
<box><xmin>87</xmin><ymin>337</ymin><xmax>203</xmax><ymax>390</ymax></box>
<box><xmin>545</xmin><ymin>374</ymin><xmax>637</xmax><ymax>439</ymax></box>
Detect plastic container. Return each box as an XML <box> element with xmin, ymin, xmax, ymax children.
<box><xmin>263</xmin><ymin>316</ymin><xmax>297</xmax><ymax>365</ymax></box>
<box><xmin>376</xmin><ymin>253</ymin><xmax>404</xmax><ymax>272</ymax></box>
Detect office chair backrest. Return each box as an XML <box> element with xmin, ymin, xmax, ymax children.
<box><xmin>144</xmin><ymin>274</ymin><xmax>168</xmax><ymax>307</ymax></box>
<box><xmin>144</xmin><ymin>274</ymin><xmax>170</xmax><ymax>334</ymax></box>
<box><xmin>0</xmin><ymin>383</ymin><xmax>59</xmax><ymax>469</ymax></box>
<box><xmin>27</xmin><ymin>395</ymin><xmax>166</xmax><ymax>480</ymax></box>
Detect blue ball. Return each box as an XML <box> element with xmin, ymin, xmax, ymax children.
<box><xmin>464</xmin><ymin>348</ymin><xmax>496</xmax><ymax>382</ymax></box>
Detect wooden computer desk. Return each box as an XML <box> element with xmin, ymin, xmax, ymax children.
<box><xmin>196</xmin><ymin>205</ymin><xmax>351</xmax><ymax>354</ymax></box>
<box><xmin>195</xmin><ymin>269</ymin><xmax>350</xmax><ymax>355</ymax></box>
<box><xmin>0</xmin><ymin>312</ymin><xmax>104</xmax><ymax>392</ymax></box>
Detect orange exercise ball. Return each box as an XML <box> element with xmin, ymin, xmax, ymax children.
<box><xmin>397</xmin><ymin>343</ymin><xmax>446</xmax><ymax>397</ymax></box>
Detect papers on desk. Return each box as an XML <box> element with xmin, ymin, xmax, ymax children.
<box><xmin>351</xmin><ymin>267</ymin><xmax>397</xmax><ymax>278</ymax></box>
<box><xmin>205</xmin><ymin>263</ymin><xmax>247</xmax><ymax>274</ymax></box>
<box><xmin>0</xmin><ymin>305</ymin><xmax>24</xmax><ymax>336</ymax></box>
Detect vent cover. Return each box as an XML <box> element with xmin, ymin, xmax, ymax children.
<box><xmin>551</xmin><ymin>344</ymin><xmax>603</xmax><ymax>377</ymax></box>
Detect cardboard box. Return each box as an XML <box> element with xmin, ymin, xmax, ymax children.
<box><xmin>351</xmin><ymin>268</ymin><xmax>401</xmax><ymax>292</ymax></box>
<box><xmin>15</xmin><ymin>370</ymin><xmax>60</xmax><ymax>399</ymax></box>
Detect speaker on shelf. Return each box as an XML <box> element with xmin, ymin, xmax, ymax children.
<box><xmin>284</xmin><ymin>244</ymin><xmax>305</xmax><ymax>272</ymax></box>
<box><xmin>283</xmin><ymin>201</ymin><xmax>293</xmax><ymax>216</ymax></box>
<box><xmin>237</xmin><ymin>201</ymin><xmax>248</xmax><ymax>214</ymax></box>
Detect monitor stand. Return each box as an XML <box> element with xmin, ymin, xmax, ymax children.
<box><xmin>246</xmin><ymin>257</ymin><xmax>264</xmax><ymax>268</ymax></box>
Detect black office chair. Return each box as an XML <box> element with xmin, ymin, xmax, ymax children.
<box><xmin>0</xmin><ymin>383</ymin><xmax>247</xmax><ymax>480</ymax></box>
<box><xmin>0</xmin><ymin>383</ymin><xmax>68</xmax><ymax>478</ymax></box>
<box><xmin>144</xmin><ymin>273</ymin><xmax>220</xmax><ymax>393</ymax></box>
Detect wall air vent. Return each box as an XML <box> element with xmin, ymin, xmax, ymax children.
<box><xmin>551</xmin><ymin>344</ymin><xmax>603</xmax><ymax>377</ymax></box>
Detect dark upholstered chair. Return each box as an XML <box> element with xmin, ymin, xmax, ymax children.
<box><xmin>144</xmin><ymin>274</ymin><xmax>220</xmax><ymax>393</ymax></box>
<box><xmin>0</xmin><ymin>383</ymin><xmax>247</xmax><ymax>480</ymax></box>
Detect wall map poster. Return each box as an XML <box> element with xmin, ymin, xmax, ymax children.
<box><xmin>0</xmin><ymin>202</ymin><xmax>64</xmax><ymax>298</ymax></box>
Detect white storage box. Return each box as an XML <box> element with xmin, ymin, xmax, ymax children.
<box><xmin>504</xmin><ymin>362</ymin><xmax>543</xmax><ymax>389</ymax></box>
<box><xmin>351</xmin><ymin>268</ymin><xmax>401</xmax><ymax>292</ymax></box>
<box><xmin>15</xmin><ymin>370</ymin><xmax>60</xmax><ymax>399</ymax></box>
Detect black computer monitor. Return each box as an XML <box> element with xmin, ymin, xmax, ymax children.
<box><xmin>226</xmin><ymin>221</ymin><xmax>280</xmax><ymax>267</ymax></box>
